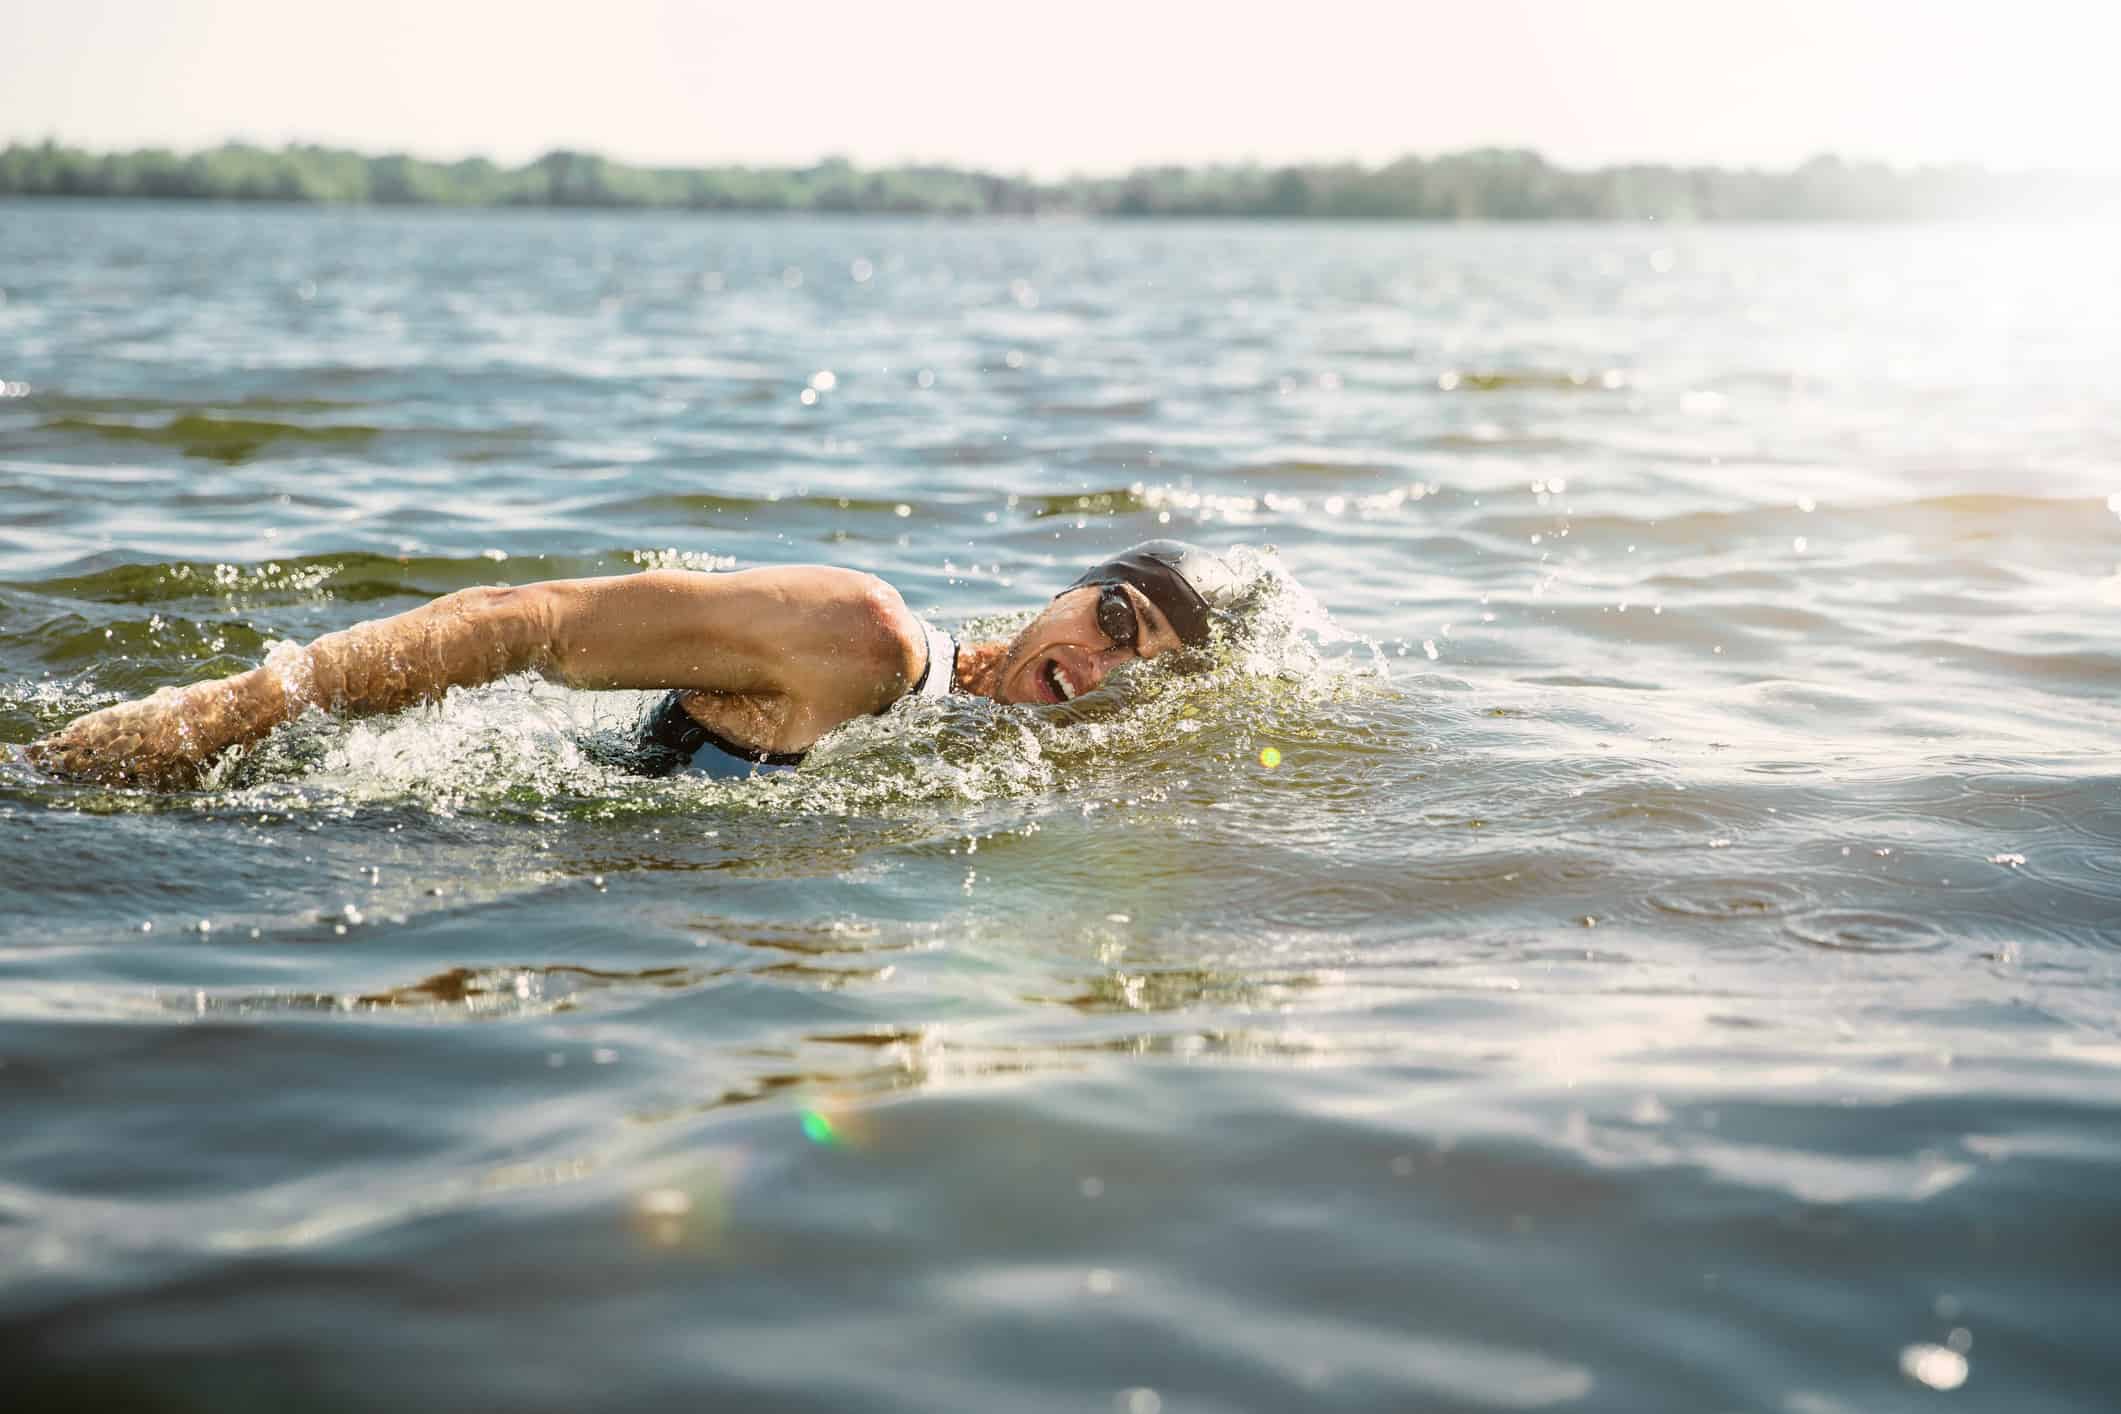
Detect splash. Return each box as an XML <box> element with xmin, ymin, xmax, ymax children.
<box><xmin>21</xmin><ymin>547</ymin><xmax>1382</xmax><ymax>819</ymax></box>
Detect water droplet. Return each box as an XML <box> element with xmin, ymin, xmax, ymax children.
<box><xmin>1899</xmin><ymin>1343</ymin><xmax>1968</xmax><ymax>1390</ymax></box>
<box><xmin>639</xmin><ymin>1188</ymin><xmax>691</xmax><ymax>1217</ymax></box>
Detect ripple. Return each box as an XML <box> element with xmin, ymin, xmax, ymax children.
<box><xmin>1741</xmin><ymin>760</ymin><xmax>1824</xmax><ymax>776</ymax></box>
<box><xmin>1962</xmin><ymin>770</ymin><xmax>2080</xmax><ymax>798</ymax></box>
<box><xmin>1561</xmin><ymin>792</ymin><xmax>1731</xmax><ymax>852</ymax></box>
<box><xmin>43</xmin><ymin>413</ymin><xmax>379</xmax><ymax>464</ymax></box>
<box><xmin>1784</xmin><ymin>909</ymin><xmax>1947</xmax><ymax>953</ymax></box>
<box><xmin>1251</xmin><ymin>877</ymin><xmax>1406</xmax><ymax>932</ymax></box>
<box><xmin>1648</xmin><ymin>877</ymin><xmax>1809</xmax><ymax>920</ymax></box>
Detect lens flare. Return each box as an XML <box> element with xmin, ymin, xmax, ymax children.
<box><xmin>1259</xmin><ymin>746</ymin><xmax>1282</xmax><ymax>768</ymax></box>
<box><xmin>800</xmin><ymin>1109</ymin><xmax>839</xmax><ymax>1145</ymax></box>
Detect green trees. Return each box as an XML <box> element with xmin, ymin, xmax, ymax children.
<box><xmin>0</xmin><ymin>139</ymin><xmax>2102</xmax><ymax>220</ymax></box>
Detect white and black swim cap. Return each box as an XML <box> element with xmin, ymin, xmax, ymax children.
<box><xmin>1065</xmin><ymin>540</ymin><xmax>1245</xmax><ymax>646</ymax></box>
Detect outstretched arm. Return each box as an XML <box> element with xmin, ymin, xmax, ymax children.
<box><xmin>29</xmin><ymin>566</ymin><xmax>924</xmax><ymax>788</ymax></box>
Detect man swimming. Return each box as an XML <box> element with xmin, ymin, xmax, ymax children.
<box><xmin>28</xmin><ymin>540</ymin><xmax>1245</xmax><ymax>788</ymax></box>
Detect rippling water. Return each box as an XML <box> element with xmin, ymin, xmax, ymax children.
<box><xmin>4</xmin><ymin>201</ymin><xmax>2120</xmax><ymax>1411</ymax></box>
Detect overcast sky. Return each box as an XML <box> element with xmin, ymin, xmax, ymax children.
<box><xmin>5</xmin><ymin>0</ymin><xmax>2114</xmax><ymax>175</ymax></box>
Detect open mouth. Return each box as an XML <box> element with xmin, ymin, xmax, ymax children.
<box><xmin>1042</xmin><ymin>659</ymin><xmax>1081</xmax><ymax>702</ymax></box>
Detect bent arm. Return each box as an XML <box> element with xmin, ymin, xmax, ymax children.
<box><xmin>30</xmin><ymin>565</ymin><xmax>923</xmax><ymax>788</ymax></box>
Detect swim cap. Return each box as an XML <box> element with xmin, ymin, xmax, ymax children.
<box><xmin>1065</xmin><ymin>540</ymin><xmax>1244</xmax><ymax>646</ymax></box>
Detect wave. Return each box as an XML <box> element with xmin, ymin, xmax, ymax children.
<box><xmin>40</xmin><ymin>414</ymin><xmax>380</xmax><ymax>464</ymax></box>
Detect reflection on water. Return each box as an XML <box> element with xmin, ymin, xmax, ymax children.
<box><xmin>3</xmin><ymin>206</ymin><xmax>2120</xmax><ymax>1411</ymax></box>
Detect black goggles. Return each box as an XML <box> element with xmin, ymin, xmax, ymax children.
<box><xmin>1095</xmin><ymin>583</ymin><xmax>1141</xmax><ymax>652</ymax></box>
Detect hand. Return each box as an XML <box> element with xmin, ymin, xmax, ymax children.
<box><xmin>28</xmin><ymin>690</ymin><xmax>211</xmax><ymax>788</ymax></box>
<box><xmin>29</xmin><ymin>669</ymin><xmax>287</xmax><ymax>790</ymax></box>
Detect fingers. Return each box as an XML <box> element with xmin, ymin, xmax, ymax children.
<box><xmin>25</xmin><ymin>707</ymin><xmax>206</xmax><ymax>789</ymax></box>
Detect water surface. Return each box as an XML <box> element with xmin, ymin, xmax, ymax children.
<box><xmin>3</xmin><ymin>203</ymin><xmax>2119</xmax><ymax>1412</ymax></box>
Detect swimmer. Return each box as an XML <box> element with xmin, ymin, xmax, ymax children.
<box><xmin>28</xmin><ymin>540</ymin><xmax>1245</xmax><ymax>788</ymax></box>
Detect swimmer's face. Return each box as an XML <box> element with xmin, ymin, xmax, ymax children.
<box><xmin>991</xmin><ymin>582</ymin><xmax>1186</xmax><ymax>705</ymax></box>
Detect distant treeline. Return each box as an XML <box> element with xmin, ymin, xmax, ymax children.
<box><xmin>0</xmin><ymin>140</ymin><xmax>2107</xmax><ymax>220</ymax></box>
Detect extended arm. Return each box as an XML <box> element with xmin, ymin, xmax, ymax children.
<box><xmin>29</xmin><ymin>566</ymin><xmax>924</xmax><ymax>788</ymax></box>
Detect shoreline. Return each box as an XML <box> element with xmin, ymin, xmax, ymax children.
<box><xmin>5</xmin><ymin>140</ymin><xmax>2113</xmax><ymax>222</ymax></box>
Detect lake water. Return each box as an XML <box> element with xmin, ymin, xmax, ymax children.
<box><xmin>3</xmin><ymin>202</ymin><xmax>2119</xmax><ymax>1412</ymax></box>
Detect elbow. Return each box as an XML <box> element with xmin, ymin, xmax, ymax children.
<box><xmin>842</xmin><ymin>574</ymin><xmax>927</xmax><ymax>705</ymax></box>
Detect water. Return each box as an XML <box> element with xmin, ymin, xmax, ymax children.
<box><xmin>4</xmin><ymin>202</ymin><xmax>2120</xmax><ymax>1412</ymax></box>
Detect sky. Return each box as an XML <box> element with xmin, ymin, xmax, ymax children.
<box><xmin>3</xmin><ymin>0</ymin><xmax>2116</xmax><ymax>175</ymax></box>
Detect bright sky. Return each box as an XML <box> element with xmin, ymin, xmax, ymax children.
<box><xmin>4</xmin><ymin>0</ymin><xmax>2115</xmax><ymax>175</ymax></box>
